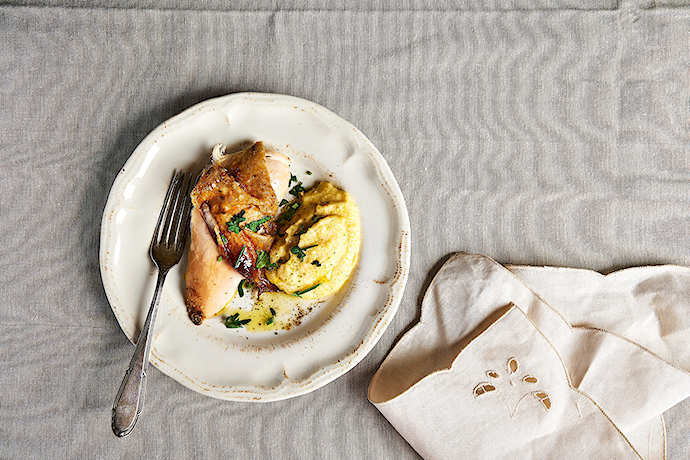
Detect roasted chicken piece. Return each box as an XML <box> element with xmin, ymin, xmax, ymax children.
<box><xmin>185</xmin><ymin>142</ymin><xmax>291</xmax><ymax>325</ymax></box>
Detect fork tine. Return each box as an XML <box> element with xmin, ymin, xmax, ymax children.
<box><xmin>151</xmin><ymin>171</ymin><xmax>183</xmax><ymax>252</ymax></box>
<box><xmin>162</xmin><ymin>171</ymin><xmax>185</xmax><ymax>248</ymax></box>
<box><xmin>168</xmin><ymin>172</ymin><xmax>193</xmax><ymax>250</ymax></box>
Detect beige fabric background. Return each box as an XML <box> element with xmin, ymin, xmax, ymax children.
<box><xmin>2</xmin><ymin>1</ymin><xmax>689</xmax><ymax>458</ymax></box>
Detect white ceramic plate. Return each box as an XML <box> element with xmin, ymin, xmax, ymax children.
<box><xmin>100</xmin><ymin>93</ymin><xmax>411</xmax><ymax>401</ymax></box>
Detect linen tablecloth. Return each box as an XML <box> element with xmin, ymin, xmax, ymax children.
<box><xmin>2</xmin><ymin>1</ymin><xmax>690</xmax><ymax>458</ymax></box>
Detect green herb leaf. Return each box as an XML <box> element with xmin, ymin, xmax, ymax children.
<box><xmin>220</xmin><ymin>234</ymin><xmax>228</xmax><ymax>244</ymax></box>
<box><xmin>306</xmin><ymin>170</ymin><xmax>312</xmax><ymax>175</ymax></box>
<box><xmin>226</xmin><ymin>210</ymin><xmax>246</xmax><ymax>234</ymax></box>
<box><xmin>290</xmin><ymin>244</ymin><xmax>318</xmax><ymax>262</ymax></box>
<box><xmin>237</xmin><ymin>279</ymin><xmax>245</xmax><ymax>297</ymax></box>
<box><xmin>277</xmin><ymin>202</ymin><xmax>300</xmax><ymax>223</ymax></box>
<box><xmin>295</xmin><ymin>224</ymin><xmax>308</xmax><ymax>236</ymax></box>
<box><xmin>290</xmin><ymin>183</ymin><xmax>305</xmax><ymax>196</ymax></box>
<box><xmin>217</xmin><ymin>256</ymin><xmax>223</xmax><ymax>262</ymax></box>
<box><xmin>256</xmin><ymin>250</ymin><xmax>278</xmax><ymax>270</ymax></box>
<box><xmin>293</xmin><ymin>283</ymin><xmax>322</xmax><ymax>297</ymax></box>
<box><xmin>265</xmin><ymin>305</ymin><xmax>277</xmax><ymax>326</ymax></box>
<box><xmin>225</xmin><ymin>313</ymin><xmax>251</xmax><ymax>328</ymax></box>
<box><xmin>255</xmin><ymin>251</ymin><xmax>268</xmax><ymax>269</ymax></box>
<box><xmin>311</xmin><ymin>260</ymin><xmax>321</xmax><ymax>267</ymax></box>
<box><xmin>289</xmin><ymin>173</ymin><xmax>298</xmax><ymax>185</ymax></box>
<box><xmin>246</xmin><ymin>216</ymin><xmax>271</xmax><ymax>233</ymax></box>
<box><xmin>290</xmin><ymin>245</ymin><xmax>306</xmax><ymax>261</ymax></box>
<box><xmin>279</xmin><ymin>199</ymin><xmax>290</xmax><ymax>207</ymax></box>
<box><xmin>234</xmin><ymin>245</ymin><xmax>246</xmax><ymax>268</ymax></box>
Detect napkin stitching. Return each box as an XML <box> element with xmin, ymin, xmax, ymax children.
<box><xmin>572</xmin><ymin>325</ymin><xmax>690</xmax><ymax>378</ymax></box>
<box><xmin>411</xmin><ymin>253</ymin><xmax>574</xmax><ymax>330</ymax></box>
<box><xmin>371</xmin><ymin>304</ymin><xmax>520</xmax><ymax>404</ymax></box>
<box><xmin>505</xmin><ymin>263</ymin><xmax>690</xmax><ymax>282</ymax></box>
<box><xmin>660</xmin><ymin>414</ymin><xmax>667</xmax><ymax>460</ymax></box>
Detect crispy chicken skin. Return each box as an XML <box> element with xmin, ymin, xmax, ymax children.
<box><xmin>185</xmin><ymin>142</ymin><xmax>291</xmax><ymax>325</ymax></box>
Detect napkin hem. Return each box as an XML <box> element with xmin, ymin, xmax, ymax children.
<box><xmin>368</xmin><ymin>252</ymin><xmax>570</xmax><ymax>403</ymax></box>
<box><xmin>661</xmin><ymin>413</ymin><xmax>667</xmax><ymax>460</ymax></box>
<box><xmin>370</xmin><ymin>304</ymin><xmax>515</xmax><ymax>404</ymax></box>
<box><xmin>505</xmin><ymin>263</ymin><xmax>690</xmax><ymax>281</ymax></box>
<box><xmin>573</xmin><ymin>325</ymin><xmax>690</xmax><ymax>378</ymax></box>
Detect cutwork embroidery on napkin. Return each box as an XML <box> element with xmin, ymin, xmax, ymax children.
<box><xmin>473</xmin><ymin>357</ymin><xmax>551</xmax><ymax>417</ymax></box>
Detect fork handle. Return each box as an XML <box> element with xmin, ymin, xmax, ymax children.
<box><xmin>112</xmin><ymin>268</ymin><xmax>168</xmax><ymax>437</ymax></box>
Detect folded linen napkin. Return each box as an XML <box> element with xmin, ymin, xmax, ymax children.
<box><xmin>369</xmin><ymin>253</ymin><xmax>690</xmax><ymax>460</ymax></box>
<box><xmin>505</xmin><ymin>264</ymin><xmax>690</xmax><ymax>373</ymax></box>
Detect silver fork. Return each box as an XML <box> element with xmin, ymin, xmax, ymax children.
<box><xmin>112</xmin><ymin>170</ymin><xmax>194</xmax><ymax>437</ymax></box>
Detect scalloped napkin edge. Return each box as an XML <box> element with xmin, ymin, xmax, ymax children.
<box><xmin>369</xmin><ymin>253</ymin><xmax>690</xmax><ymax>460</ymax></box>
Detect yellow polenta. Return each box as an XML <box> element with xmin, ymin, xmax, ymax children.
<box><xmin>267</xmin><ymin>181</ymin><xmax>360</xmax><ymax>299</ymax></box>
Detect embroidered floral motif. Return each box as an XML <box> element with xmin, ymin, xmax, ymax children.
<box><xmin>473</xmin><ymin>357</ymin><xmax>551</xmax><ymax>416</ymax></box>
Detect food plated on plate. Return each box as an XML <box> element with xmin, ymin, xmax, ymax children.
<box><xmin>101</xmin><ymin>92</ymin><xmax>409</xmax><ymax>400</ymax></box>
<box><xmin>267</xmin><ymin>181</ymin><xmax>360</xmax><ymax>299</ymax></box>
<box><xmin>184</xmin><ymin>141</ymin><xmax>361</xmax><ymax>330</ymax></box>
<box><xmin>185</xmin><ymin>141</ymin><xmax>291</xmax><ymax>324</ymax></box>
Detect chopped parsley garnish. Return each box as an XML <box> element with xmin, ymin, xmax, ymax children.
<box><xmin>279</xmin><ymin>199</ymin><xmax>290</xmax><ymax>207</ymax></box>
<box><xmin>295</xmin><ymin>224</ymin><xmax>308</xmax><ymax>236</ymax></box>
<box><xmin>234</xmin><ymin>245</ymin><xmax>246</xmax><ymax>268</ymax></box>
<box><xmin>246</xmin><ymin>216</ymin><xmax>271</xmax><ymax>233</ymax></box>
<box><xmin>306</xmin><ymin>170</ymin><xmax>312</xmax><ymax>175</ymax></box>
<box><xmin>217</xmin><ymin>256</ymin><xmax>223</xmax><ymax>262</ymax></box>
<box><xmin>277</xmin><ymin>202</ymin><xmax>300</xmax><ymax>223</ymax></box>
<box><xmin>226</xmin><ymin>210</ymin><xmax>246</xmax><ymax>234</ymax></box>
<box><xmin>293</xmin><ymin>283</ymin><xmax>322</xmax><ymax>297</ymax></box>
<box><xmin>290</xmin><ymin>244</ymin><xmax>317</xmax><ymax>262</ymax></box>
<box><xmin>266</xmin><ymin>308</ymin><xmax>276</xmax><ymax>326</ymax></box>
<box><xmin>256</xmin><ymin>250</ymin><xmax>278</xmax><ymax>270</ymax></box>
<box><xmin>290</xmin><ymin>246</ymin><xmax>305</xmax><ymax>261</ymax></box>
<box><xmin>290</xmin><ymin>183</ymin><xmax>305</xmax><ymax>196</ymax></box>
<box><xmin>237</xmin><ymin>279</ymin><xmax>254</xmax><ymax>297</ymax></box>
<box><xmin>225</xmin><ymin>313</ymin><xmax>251</xmax><ymax>328</ymax></box>
<box><xmin>220</xmin><ymin>234</ymin><xmax>228</xmax><ymax>244</ymax></box>
<box><xmin>311</xmin><ymin>260</ymin><xmax>321</xmax><ymax>267</ymax></box>
<box><xmin>289</xmin><ymin>173</ymin><xmax>298</xmax><ymax>185</ymax></box>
